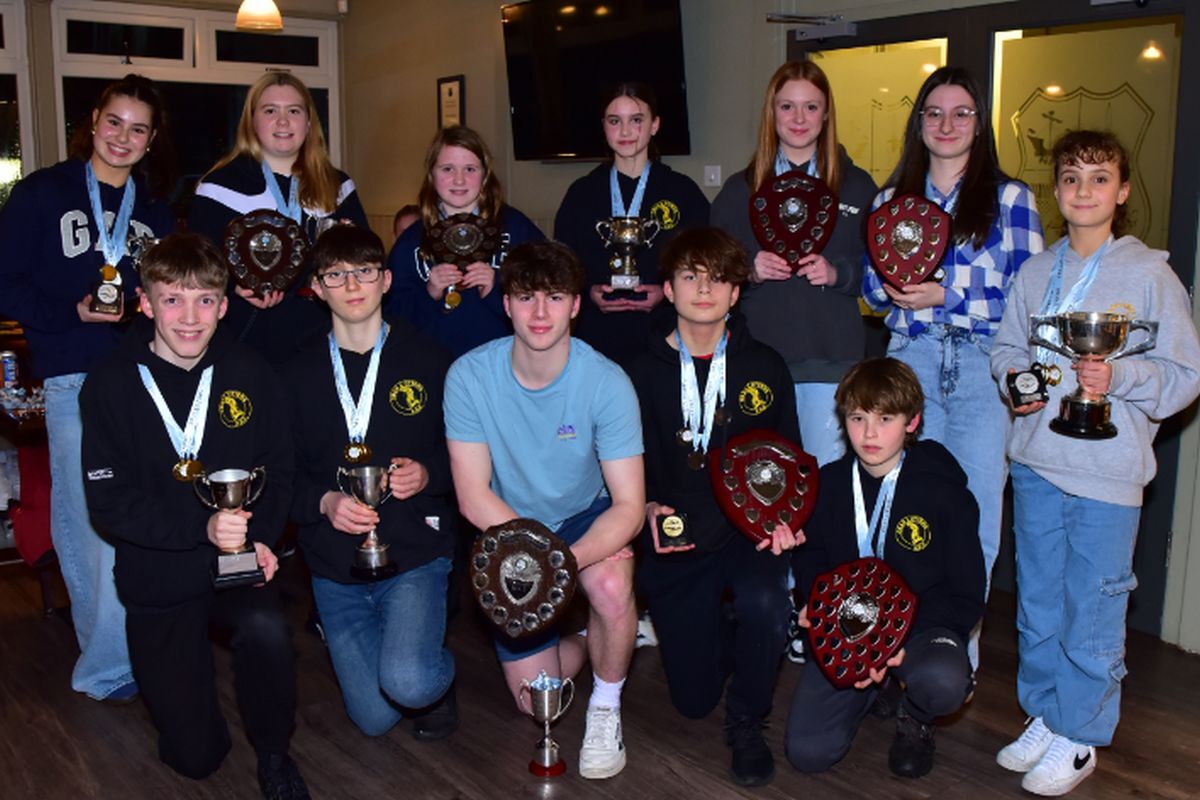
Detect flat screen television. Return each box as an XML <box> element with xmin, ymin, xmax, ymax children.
<box><xmin>500</xmin><ymin>0</ymin><xmax>691</xmax><ymax>160</ymax></box>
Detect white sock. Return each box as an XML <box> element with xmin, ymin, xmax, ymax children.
<box><xmin>589</xmin><ymin>675</ymin><xmax>625</xmax><ymax>710</ymax></box>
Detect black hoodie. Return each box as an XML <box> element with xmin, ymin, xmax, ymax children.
<box><xmin>80</xmin><ymin>318</ymin><xmax>294</xmax><ymax>609</ymax></box>
<box><xmin>794</xmin><ymin>440</ymin><xmax>985</xmax><ymax>640</ymax></box>
<box><xmin>627</xmin><ymin>313</ymin><xmax>799</xmax><ymax>556</ymax></box>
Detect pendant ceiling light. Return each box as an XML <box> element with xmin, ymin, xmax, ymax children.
<box><xmin>236</xmin><ymin>0</ymin><xmax>283</xmax><ymax>32</ymax></box>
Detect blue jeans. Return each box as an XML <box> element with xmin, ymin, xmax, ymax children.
<box><xmin>1010</xmin><ymin>463</ymin><xmax>1140</xmax><ymax>746</ymax></box>
<box><xmin>794</xmin><ymin>382</ymin><xmax>844</xmax><ymax>467</ymax></box>
<box><xmin>45</xmin><ymin>373</ymin><xmax>134</xmax><ymax>699</ymax></box>
<box><xmin>311</xmin><ymin>557</ymin><xmax>454</xmax><ymax>736</ymax></box>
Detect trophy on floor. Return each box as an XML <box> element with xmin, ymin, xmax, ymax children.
<box><xmin>194</xmin><ymin>467</ymin><xmax>267</xmax><ymax>589</ymax></box>
<box><xmin>471</xmin><ymin>518</ymin><xmax>578</xmax><ymax>639</ymax></box>
<box><xmin>1029</xmin><ymin>311</ymin><xmax>1159</xmax><ymax>439</ymax></box>
<box><xmin>595</xmin><ymin>216</ymin><xmax>659</xmax><ymax>299</ymax></box>
<box><xmin>522</xmin><ymin>670</ymin><xmax>575</xmax><ymax>778</ymax></box>
<box><xmin>336</xmin><ymin>464</ymin><xmax>399</xmax><ymax>580</ymax></box>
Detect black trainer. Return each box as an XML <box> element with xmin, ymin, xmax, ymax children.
<box><xmin>869</xmin><ymin>675</ymin><xmax>903</xmax><ymax>720</ymax></box>
<box><xmin>257</xmin><ymin>753</ymin><xmax>311</xmax><ymax>800</ymax></box>
<box><xmin>888</xmin><ymin>710</ymin><xmax>936</xmax><ymax>779</ymax></box>
<box><xmin>412</xmin><ymin>682</ymin><xmax>459</xmax><ymax>742</ymax></box>
<box><xmin>725</xmin><ymin>715</ymin><xmax>775</xmax><ymax>787</ymax></box>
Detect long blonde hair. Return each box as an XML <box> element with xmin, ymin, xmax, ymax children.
<box><xmin>417</xmin><ymin>126</ymin><xmax>504</xmax><ymax>230</ymax></box>
<box><xmin>205</xmin><ymin>72</ymin><xmax>340</xmax><ymax>213</ymax></box>
<box><xmin>747</xmin><ymin>61</ymin><xmax>842</xmax><ymax>194</ymax></box>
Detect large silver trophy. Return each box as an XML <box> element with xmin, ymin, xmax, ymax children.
<box><xmin>521</xmin><ymin>670</ymin><xmax>575</xmax><ymax>778</ymax></box>
<box><xmin>1029</xmin><ymin>311</ymin><xmax>1159</xmax><ymax>439</ymax></box>
<box><xmin>595</xmin><ymin>216</ymin><xmax>660</xmax><ymax>294</ymax></box>
<box><xmin>336</xmin><ymin>465</ymin><xmax>399</xmax><ymax>580</ymax></box>
<box><xmin>194</xmin><ymin>467</ymin><xmax>267</xmax><ymax>589</ymax></box>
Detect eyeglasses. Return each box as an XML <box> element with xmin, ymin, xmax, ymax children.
<box><xmin>920</xmin><ymin>106</ymin><xmax>978</xmax><ymax>127</ymax></box>
<box><xmin>316</xmin><ymin>266</ymin><xmax>382</xmax><ymax>288</ymax></box>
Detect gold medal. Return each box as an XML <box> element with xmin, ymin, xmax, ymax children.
<box><xmin>687</xmin><ymin>450</ymin><xmax>706</xmax><ymax>471</ymax></box>
<box><xmin>100</xmin><ymin>264</ymin><xmax>119</xmax><ymax>282</ymax></box>
<box><xmin>444</xmin><ymin>287</ymin><xmax>462</xmax><ymax>310</ymax></box>
<box><xmin>344</xmin><ymin>441</ymin><xmax>372</xmax><ymax>463</ymax></box>
<box><xmin>173</xmin><ymin>458</ymin><xmax>203</xmax><ymax>482</ymax></box>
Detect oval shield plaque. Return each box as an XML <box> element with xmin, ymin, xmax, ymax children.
<box><xmin>224</xmin><ymin>210</ymin><xmax>308</xmax><ymax>296</ymax></box>
<box><xmin>806</xmin><ymin>557</ymin><xmax>918</xmax><ymax>689</ymax></box>
<box><xmin>421</xmin><ymin>213</ymin><xmax>501</xmax><ymax>269</ymax></box>
<box><xmin>866</xmin><ymin>193</ymin><xmax>952</xmax><ymax>290</ymax></box>
<box><xmin>708</xmin><ymin>428</ymin><xmax>819</xmax><ymax>545</ymax></box>
<box><xmin>471</xmin><ymin>518</ymin><xmax>578</xmax><ymax>639</ymax></box>
<box><xmin>748</xmin><ymin>170</ymin><xmax>838</xmax><ymax>267</ymax></box>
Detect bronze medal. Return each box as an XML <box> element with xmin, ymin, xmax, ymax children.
<box><xmin>100</xmin><ymin>264</ymin><xmax>118</xmax><ymax>282</ymax></box>
<box><xmin>173</xmin><ymin>458</ymin><xmax>203</xmax><ymax>482</ymax></box>
<box><xmin>686</xmin><ymin>450</ymin><xmax>706</xmax><ymax>471</ymax></box>
<box><xmin>675</xmin><ymin>428</ymin><xmax>694</xmax><ymax>447</ymax></box>
<box><xmin>344</xmin><ymin>442</ymin><xmax>372</xmax><ymax>463</ymax></box>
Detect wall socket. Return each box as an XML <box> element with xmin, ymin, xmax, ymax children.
<box><xmin>703</xmin><ymin>165</ymin><xmax>721</xmax><ymax>187</ymax></box>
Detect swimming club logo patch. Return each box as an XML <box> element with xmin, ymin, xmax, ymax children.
<box><xmin>649</xmin><ymin>199</ymin><xmax>682</xmax><ymax>230</ymax></box>
<box><xmin>389</xmin><ymin>379</ymin><xmax>427</xmax><ymax>416</ymax></box>
<box><xmin>895</xmin><ymin>514</ymin><xmax>932</xmax><ymax>552</ymax></box>
<box><xmin>738</xmin><ymin>381</ymin><xmax>774</xmax><ymax>416</ymax></box>
<box><xmin>557</xmin><ymin>424</ymin><xmax>577</xmax><ymax>440</ymax></box>
<box><xmin>218</xmin><ymin>390</ymin><xmax>252</xmax><ymax>428</ymax></box>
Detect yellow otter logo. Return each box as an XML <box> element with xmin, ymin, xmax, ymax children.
<box><xmin>738</xmin><ymin>381</ymin><xmax>774</xmax><ymax>416</ymax></box>
<box><xmin>1107</xmin><ymin>302</ymin><xmax>1137</xmax><ymax>319</ymax></box>
<box><xmin>895</xmin><ymin>515</ymin><xmax>932</xmax><ymax>552</ymax></box>
<box><xmin>218</xmin><ymin>390</ymin><xmax>252</xmax><ymax>429</ymax></box>
<box><xmin>389</xmin><ymin>379</ymin><xmax>427</xmax><ymax>416</ymax></box>
<box><xmin>650</xmin><ymin>199</ymin><xmax>682</xmax><ymax>231</ymax></box>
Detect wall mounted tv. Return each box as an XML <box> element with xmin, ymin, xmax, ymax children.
<box><xmin>500</xmin><ymin>0</ymin><xmax>691</xmax><ymax>161</ymax></box>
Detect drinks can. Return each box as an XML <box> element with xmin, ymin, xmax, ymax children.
<box><xmin>0</xmin><ymin>350</ymin><xmax>17</xmax><ymax>388</ymax></box>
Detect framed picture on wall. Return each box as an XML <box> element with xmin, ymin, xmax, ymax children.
<box><xmin>437</xmin><ymin>75</ymin><xmax>465</xmax><ymax>128</ymax></box>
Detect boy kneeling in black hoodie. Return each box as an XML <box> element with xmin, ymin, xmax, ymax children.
<box><xmin>81</xmin><ymin>234</ymin><xmax>307</xmax><ymax>799</ymax></box>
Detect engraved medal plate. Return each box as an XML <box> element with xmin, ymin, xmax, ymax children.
<box><xmin>748</xmin><ymin>170</ymin><xmax>838</xmax><ymax>267</ymax></box>
<box><xmin>224</xmin><ymin>210</ymin><xmax>309</xmax><ymax>297</ymax></box>
<box><xmin>866</xmin><ymin>193</ymin><xmax>951</xmax><ymax>290</ymax></box>
<box><xmin>709</xmin><ymin>428</ymin><xmax>819</xmax><ymax>545</ymax></box>
<box><xmin>472</xmin><ymin>518</ymin><xmax>579</xmax><ymax>639</ymax></box>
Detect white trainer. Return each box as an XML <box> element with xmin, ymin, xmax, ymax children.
<box><xmin>997</xmin><ymin>716</ymin><xmax>1054</xmax><ymax>772</ymax></box>
<box><xmin>1021</xmin><ymin>735</ymin><xmax>1096</xmax><ymax>796</ymax></box>
<box><xmin>578</xmin><ymin>705</ymin><xmax>626</xmax><ymax>779</ymax></box>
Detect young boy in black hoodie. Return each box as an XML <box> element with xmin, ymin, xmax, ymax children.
<box><xmin>627</xmin><ymin>227</ymin><xmax>800</xmax><ymax>787</ymax></box>
<box><xmin>784</xmin><ymin>357</ymin><xmax>984</xmax><ymax>780</ymax></box>
<box><xmin>80</xmin><ymin>233</ymin><xmax>307</xmax><ymax>799</ymax></box>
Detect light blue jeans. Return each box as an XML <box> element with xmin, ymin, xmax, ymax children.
<box><xmin>44</xmin><ymin>373</ymin><xmax>134</xmax><ymax>700</ymax></box>
<box><xmin>1010</xmin><ymin>463</ymin><xmax>1139</xmax><ymax>746</ymax></box>
<box><xmin>794</xmin><ymin>382</ymin><xmax>845</xmax><ymax>467</ymax></box>
<box><xmin>311</xmin><ymin>557</ymin><xmax>455</xmax><ymax>736</ymax></box>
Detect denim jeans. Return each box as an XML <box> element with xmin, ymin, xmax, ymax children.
<box><xmin>1010</xmin><ymin>463</ymin><xmax>1140</xmax><ymax>746</ymax></box>
<box><xmin>888</xmin><ymin>327</ymin><xmax>1004</xmax><ymax>667</ymax></box>
<box><xmin>311</xmin><ymin>557</ymin><xmax>454</xmax><ymax>736</ymax></box>
<box><xmin>794</xmin><ymin>382</ymin><xmax>845</xmax><ymax>467</ymax></box>
<box><xmin>44</xmin><ymin>373</ymin><xmax>134</xmax><ymax>699</ymax></box>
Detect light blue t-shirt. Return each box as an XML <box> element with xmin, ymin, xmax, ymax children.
<box><xmin>445</xmin><ymin>336</ymin><xmax>643</xmax><ymax>531</ymax></box>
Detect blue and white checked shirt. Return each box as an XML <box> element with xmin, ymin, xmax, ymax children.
<box><xmin>862</xmin><ymin>180</ymin><xmax>1044</xmax><ymax>337</ymax></box>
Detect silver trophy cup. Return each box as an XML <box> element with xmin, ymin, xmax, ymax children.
<box><xmin>336</xmin><ymin>465</ymin><xmax>399</xmax><ymax>580</ymax></box>
<box><xmin>194</xmin><ymin>467</ymin><xmax>267</xmax><ymax>589</ymax></box>
<box><xmin>595</xmin><ymin>216</ymin><xmax>661</xmax><ymax>290</ymax></box>
<box><xmin>1029</xmin><ymin>311</ymin><xmax>1159</xmax><ymax>439</ymax></box>
<box><xmin>522</xmin><ymin>670</ymin><xmax>575</xmax><ymax>778</ymax></box>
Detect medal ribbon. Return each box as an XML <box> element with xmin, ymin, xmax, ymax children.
<box><xmin>1034</xmin><ymin>236</ymin><xmax>1111</xmax><ymax>364</ymax></box>
<box><xmin>261</xmin><ymin>160</ymin><xmax>302</xmax><ymax>222</ymax></box>
<box><xmin>85</xmin><ymin>161</ymin><xmax>136</xmax><ymax>267</ymax></box>
<box><xmin>774</xmin><ymin>147</ymin><xmax>819</xmax><ymax>178</ymax></box>
<box><xmin>852</xmin><ymin>453</ymin><xmax>905</xmax><ymax>558</ymax></box>
<box><xmin>676</xmin><ymin>330</ymin><xmax>727</xmax><ymax>455</ymax></box>
<box><xmin>329</xmin><ymin>322</ymin><xmax>389</xmax><ymax>447</ymax></box>
<box><xmin>924</xmin><ymin>174</ymin><xmax>963</xmax><ymax>215</ymax></box>
<box><xmin>138</xmin><ymin>364</ymin><xmax>213</xmax><ymax>463</ymax></box>
<box><xmin>610</xmin><ymin>162</ymin><xmax>651</xmax><ymax>218</ymax></box>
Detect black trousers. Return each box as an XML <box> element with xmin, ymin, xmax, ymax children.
<box><xmin>124</xmin><ymin>583</ymin><xmax>296</xmax><ymax>779</ymax></box>
<box><xmin>639</xmin><ymin>535</ymin><xmax>790</xmax><ymax>721</ymax></box>
<box><xmin>784</xmin><ymin>626</ymin><xmax>973</xmax><ymax>773</ymax></box>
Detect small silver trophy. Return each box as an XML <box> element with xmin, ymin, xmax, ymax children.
<box><xmin>522</xmin><ymin>670</ymin><xmax>575</xmax><ymax>778</ymax></box>
<box><xmin>1029</xmin><ymin>311</ymin><xmax>1159</xmax><ymax>439</ymax></box>
<box><xmin>194</xmin><ymin>467</ymin><xmax>267</xmax><ymax>589</ymax></box>
<box><xmin>595</xmin><ymin>216</ymin><xmax>660</xmax><ymax>292</ymax></box>
<box><xmin>336</xmin><ymin>464</ymin><xmax>399</xmax><ymax>580</ymax></box>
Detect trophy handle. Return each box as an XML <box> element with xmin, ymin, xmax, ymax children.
<box><xmin>193</xmin><ymin>473</ymin><xmax>219</xmax><ymax>510</ymax></box>
<box><xmin>594</xmin><ymin>220</ymin><xmax>612</xmax><ymax>245</ymax></box>
<box><xmin>641</xmin><ymin>218</ymin><xmax>661</xmax><ymax>245</ymax></box>
<box><xmin>245</xmin><ymin>466</ymin><xmax>267</xmax><ymax>507</ymax></box>
<box><xmin>556</xmin><ymin>677</ymin><xmax>575</xmax><ymax>720</ymax></box>
<box><xmin>1028</xmin><ymin>314</ymin><xmax>1077</xmax><ymax>360</ymax></box>
<box><xmin>377</xmin><ymin>463</ymin><xmax>398</xmax><ymax>506</ymax></box>
<box><xmin>335</xmin><ymin>466</ymin><xmax>350</xmax><ymax>496</ymax></box>
<box><xmin>1108</xmin><ymin>319</ymin><xmax>1159</xmax><ymax>361</ymax></box>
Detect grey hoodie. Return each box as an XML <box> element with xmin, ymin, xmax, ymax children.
<box><xmin>990</xmin><ymin>235</ymin><xmax>1200</xmax><ymax>506</ymax></box>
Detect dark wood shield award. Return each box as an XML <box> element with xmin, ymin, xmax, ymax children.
<box><xmin>709</xmin><ymin>428</ymin><xmax>819</xmax><ymax>545</ymax></box>
<box><xmin>867</xmin><ymin>193</ymin><xmax>951</xmax><ymax>290</ymax></box>
<box><xmin>223</xmin><ymin>210</ymin><xmax>308</xmax><ymax>296</ymax></box>
<box><xmin>472</xmin><ymin>518</ymin><xmax>578</xmax><ymax>639</ymax></box>
<box><xmin>807</xmin><ymin>557</ymin><xmax>918</xmax><ymax>689</ymax></box>
<box><xmin>749</xmin><ymin>170</ymin><xmax>838</xmax><ymax>267</ymax></box>
<box><xmin>420</xmin><ymin>213</ymin><xmax>500</xmax><ymax>269</ymax></box>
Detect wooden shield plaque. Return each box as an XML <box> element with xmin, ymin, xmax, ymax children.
<box><xmin>471</xmin><ymin>518</ymin><xmax>578</xmax><ymax>639</ymax></box>
<box><xmin>709</xmin><ymin>428</ymin><xmax>819</xmax><ymax>545</ymax></box>
<box><xmin>749</xmin><ymin>170</ymin><xmax>838</xmax><ymax>267</ymax></box>
<box><xmin>807</xmin><ymin>557</ymin><xmax>918</xmax><ymax>689</ymax></box>
<box><xmin>421</xmin><ymin>213</ymin><xmax>500</xmax><ymax>269</ymax></box>
<box><xmin>224</xmin><ymin>210</ymin><xmax>308</xmax><ymax>296</ymax></box>
<box><xmin>867</xmin><ymin>193</ymin><xmax>951</xmax><ymax>290</ymax></box>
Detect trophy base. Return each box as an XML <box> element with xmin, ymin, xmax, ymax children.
<box><xmin>601</xmin><ymin>288</ymin><xmax>649</xmax><ymax>302</ymax></box>
<box><xmin>1050</xmin><ymin>397</ymin><xmax>1117</xmax><ymax>440</ymax></box>
<box><xmin>89</xmin><ymin>297</ymin><xmax>121</xmax><ymax>316</ymax></box>
<box><xmin>214</xmin><ymin>548</ymin><xmax>265</xmax><ymax>590</ymax></box>
<box><xmin>529</xmin><ymin>759</ymin><xmax>566</xmax><ymax>778</ymax></box>
<box><xmin>213</xmin><ymin>567</ymin><xmax>266</xmax><ymax>590</ymax></box>
<box><xmin>350</xmin><ymin>544</ymin><xmax>399</xmax><ymax>581</ymax></box>
<box><xmin>609</xmin><ymin>273</ymin><xmax>642</xmax><ymax>290</ymax></box>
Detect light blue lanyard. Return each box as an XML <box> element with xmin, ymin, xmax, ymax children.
<box><xmin>85</xmin><ymin>161</ymin><xmax>136</xmax><ymax>267</ymax></box>
<box><xmin>610</xmin><ymin>163</ymin><xmax>651</xmax><ymax>218</ymax></box>
<box><xmin>774</xmin><ymin>148</ymin><xmax>818</xmax><ymax>178</ymax></box>
<box><xmin>853</xmin><ymin>454</ymin><xmax>904</xmax><ymax>558</ymax></box>
<box><xmin>924</xmin><ymin>175</ymin><xmax>962</xmax><ymax>215</ymax></box>
<box><xmin>138</xmin><ymin>364</ymin><xmax>213</xmax><ymax>461</ymax></box>
<box><xmin>261</xmin><ymin>160</ymin><xmax>302</xmax><ymax>222</ymax></box>
<box><xmin>328</xmin><ymin>323</ymin><xmax>388</xmax><ymax>445</ymax></box>
<box><xmin>676</xmin><ymin>330</ymin><xmax>727</xmax><ymax>455</ymax></box>
<box><xmin>1035</xmin><ymin>237</ymin><xmax>1111</xmax><ymax>363</ymax></box>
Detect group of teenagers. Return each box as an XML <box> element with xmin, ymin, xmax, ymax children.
<box><xmin>2</xmin><ymin>52</ymin><xmax>1198</xmax><ymax>800</ymax></box>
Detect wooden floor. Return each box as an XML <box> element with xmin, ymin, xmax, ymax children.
<box><xmin>2</xmin><ymin>555</ymin><xmax>1198</xmax><ymax>800</ymax></box>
